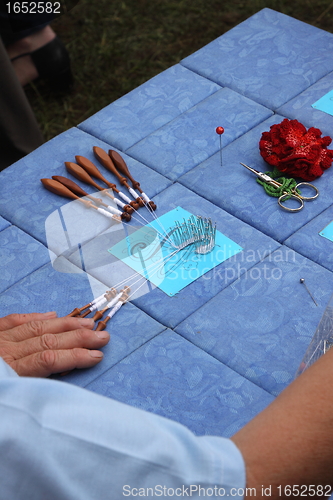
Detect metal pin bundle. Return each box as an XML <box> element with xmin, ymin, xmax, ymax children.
<box><xmin>170</xmin><ymin>215</ymin><xmax>216</xmax><ymax>254</ymax></box>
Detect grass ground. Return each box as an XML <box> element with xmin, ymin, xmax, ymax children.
<box><xmin>25</xmin><ymin>0</ymin><xmax>333</xmax><ymax>141</ymax></box>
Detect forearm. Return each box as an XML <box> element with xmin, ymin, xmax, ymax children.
<box><xmin>231</xmin><ymin>348</ymin><xmax>333</xmax><ymax>497</ymax></box>
<box><xmin>0</xmin><ymin>361</ymin><xmax>245</xmax><ymax>500</ymax></box>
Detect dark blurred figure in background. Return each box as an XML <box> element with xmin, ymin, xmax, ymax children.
<box><xmin>0</xmin><ymin>0</ymin><xmax>73</xmax><ymax>170</ymax></box>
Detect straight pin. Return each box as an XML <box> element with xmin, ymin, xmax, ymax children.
<box><xmin>300</xmin><ymin>278</ymin><xmax>318</xmax><ymax>306</ymax></box>
<box><xmin>216</xmin><ymin>126</ymin><xmax>224</xmax><ymax>168</ymax></box>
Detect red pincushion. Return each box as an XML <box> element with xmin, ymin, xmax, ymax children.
<box><xmin>259</xmin><ymin>118</ymin><xmax>333</xmax><ymax>181</ymax></box>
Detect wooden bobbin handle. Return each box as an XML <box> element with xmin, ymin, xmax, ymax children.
<box><xmin>95</xmin><ymin>316</ymin><xmax>110</xmax><ymax>331</ymax></box>
<box><xmin>67</xmin><ymin>308</ymin><xmax>81</xmax><ymax>317</ymax></box>
<box><xmin>121</xmin><ymin>212</ymin><xmax>131</xmax><ymax>222</ymax></box>
<box><xmin>108</xmin><ymin>150</ymin><xmax>146</xmax><ymax>208</ymax></box>
<box><xmin>79</xmin><ymin>309</ymin><xmax>92</xmax><ymax>318</ymax></box>
<box><xmin>67</xmin><ymin>305</ymin><xmax>90</xmax><ymax>317</ymax></box>
<box><xmin>105</xmin><ymin>288</ymin><xmax>117</xmax><ymax>300</ymax></box>
<box><xmin>93</xmin><ymin>146</ymin><xmax>130</xmax><ymax>188</ymax></box>
<box><xmin>65</xmin><ymin>162</ymin><xmax>105</xmax><ymax>192</ymax></box>
<box><xmin>92</xmin><ymin>309</ymin><xmax>106</xmax><ymax>322</ymax></box>
<box><xmin>122</xmin><ymin>285</ymin><xmax>131</xmax><ymax>296</ymax></box>
<box><xmin>52</xmin><ymin>175</ymin><xmax>88</xmax><ymax>197</ymax></box>
<box><xmin>41</xmin><ymin>178</ymin><xmax>94</xmax><ymax>211</ymax></box>
<box><xmin>123</xmin><ymin>204</ymin><xmax>134</xmax><ymax>215</ymax></box>
<box><xmin>148</xmin><ymin>201</ymin><xmax>157</xmax><ymax>211</ymax></box>
<box><xmin>109</xmin><ymin>150</ymin><xmax>142</xmax><ymax>192</ymax></box>
<box><xmin>41</xmin><ymin>178</ymin><xmax>79</xmax><ymax>200</ymax></box>
<box><xmin>75</xmin><ymin>156</ymin><xmax>117</xmax><ymax>190</ymax></box>
<box><xmin>109</xmin><ymin>151</ymin><xmax>157</xmax><ymax>210</ymax></box>
<box><xmin>53</xmin><ymin>175</ymin><xmax>108</xmax><ymax>207</ymax></box>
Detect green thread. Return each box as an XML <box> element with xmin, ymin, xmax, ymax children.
<box><xmin>256</xmin><ymin>167</ymin><xmax>301</xmax><ymax>199</ymax></box>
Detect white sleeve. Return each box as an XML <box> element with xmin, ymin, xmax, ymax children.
<box><xmin>0</xmin><ymin>358</ymin><xmax>246</xmax><ymax>499</ymax></box>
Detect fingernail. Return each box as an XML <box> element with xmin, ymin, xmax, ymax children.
<box><xmin>78</xmin><ymin>318</ymin><xmax>95</xmax><ymax>327</ymax></box>
<box><xmin>90</xmin><ymin>350</ymin><xmax>104</xmax><ymax>358</ymax></box>
<box><xmin>42</xmin><ymin>311</ymin><xmax>58</xmax><ymax>318</ymax></box>
<box><xmin>95</xmin><ymin>330</ymin><xmax>109</xmax><ymax>340</ymax></box>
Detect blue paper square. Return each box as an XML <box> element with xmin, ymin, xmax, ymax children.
<box><xmin>319</xmin><ymin>220</ymin><xmax>333</xmax><ymax>242</ymax></box>
<box><xmin>312</xmin><ymin>89</ymin><xmax>333</xmax><ymax>117</ymax></box>
<box><xmin>109</xmin><ymin>207</ymin><xmax>243</xmax><ymax>297</ymax></box>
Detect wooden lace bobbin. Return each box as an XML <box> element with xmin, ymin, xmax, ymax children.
<box><xmin>53</xmin><ymin>174</ymin><xmax>131</xmax><ymax>222</ymax></box>
<box><xmin>52</xmin><ymin>175</ymin><xmax>109</xmax><ymax>209</ymax></box>
<box><xmin>41</xmin><ymin>177</ymin><xmax>96</xmax><ymax>208</ymax></box>
<box><xmin>69</xmin><ymin>301</ymin><xmax>103</xmax><ymax>318</ymax></box>
<box><xmin>67</xmin><ymin>289</ymin><xmax>117</xmax><ymax>318</ymax></box>
<box><xmin>41</xmin><ymin>178</ymin><xmax>122</xmax><ymax>222</ymax></box>
<box><xmin>75</xmin><ymin>156</ymin><xmax>134</xmax><ymax>215</ymax></box>
<box><xmin>79</xmin><ymin>288</ymin><xmax>118</xmax><ymax>319</ymax></box>
<box><xmin>92</xmin><ymin>290</ymin><xmax>124</xmax><ymax>327</ymax></box>
<box><xmin>93</xmin><ymin>146</ymin><xmax>144</xmax><ymax>209</ymax></box>
<box><xmin>91</xmin><ymin>288</ymin><xmax>120</xmax><ymax>321</ymax></box>
<box><xmin>105</xmin><ymin>287</ymin><xmax>119</xmax><ymax>302</ymax></box>
<box><xmin>65</xmin><ymin>162</ymin><xmax>131</xmax><ymax>222</ymax></box>
<box><xmin>95</xmin><ymin>287</ymin><xmax>130</xmax><ymax>332</ymax></box>
<box><xmin>109</xmin><ymin>149</ymin><xmax>157</xmax><ymax>211</ymax></box>
<box><xmin>67</xmin><ymin>304</ymin><xmax>91</xmax><ymax>317</ymax></box>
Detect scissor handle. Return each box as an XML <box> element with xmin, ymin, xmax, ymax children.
<box><xmin>278</xmin><ymin>192</ymin><xmax>304</xmax><ymax>212</ymax></box>
<box><xmin>294</xmin><ymin>182</ymin><xmax>319</xmax><ymax>201</ymax></box>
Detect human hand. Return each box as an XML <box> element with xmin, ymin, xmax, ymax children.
<box><xmin>0</xmin><ymin>312</ymin><xmax>110</xmax><ymax>377</ymax></box>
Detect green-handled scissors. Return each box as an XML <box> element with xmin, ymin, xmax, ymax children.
<box><xmin>240</xmin><ymin>163</ymin><xmax>319</xmax><ymax>212</ymax></box>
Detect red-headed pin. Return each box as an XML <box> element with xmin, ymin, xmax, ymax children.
<box><xmin>216</xmin><ymin>126</ymin><xmax>224</xmax><ymax>167</ymax></box>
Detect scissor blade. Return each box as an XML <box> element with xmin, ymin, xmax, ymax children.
<box><xmin>240</xmin><ymin>162</ymin><xmax>260</xmax><ymax>175</ymax></box>
<box><xmin>240</xmin><ymin>162</ymin><xmax>282</xmax><ymax>188</ymax></box>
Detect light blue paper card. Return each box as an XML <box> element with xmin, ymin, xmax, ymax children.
<box><xmin>319</xmin><ymin>220</ymin><xmax>333</xmax><ymax>242</ymax></box>
<box><xmin>109</xmin><ymin>206</ymin><xmax>243</xmax><ymax>296</ymax></box>
<box><xmin>312</xmin><ymin>90</ymin><xmax>333</xmax><ymax>117</ymax></box>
